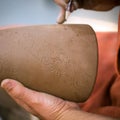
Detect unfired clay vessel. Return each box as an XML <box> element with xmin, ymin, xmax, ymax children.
<box><xmin>0</xmin><ymin>25</ymin><xmax>98</xmax><ymax>108</ymax></box>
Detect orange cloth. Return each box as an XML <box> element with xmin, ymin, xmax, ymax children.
<box><xmin>80</xmin><ymin>15</ymin><xmax>120</xmax><ymax>118</ymax></box>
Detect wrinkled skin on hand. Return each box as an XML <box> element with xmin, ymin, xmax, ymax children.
<box><xmin>54</xmin><ymin>0</ymin><xmax>120</xmax><ymax>23</ymax></box>
<box><xmin>1</xmin><ymin>79</ymin><xmax>80</xmax><ymax>120</ymax></box>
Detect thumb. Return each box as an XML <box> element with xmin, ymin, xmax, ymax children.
<box><xmin>1</xmin><ymin>79</ymin><xmax>40</xmax><ymax>116</ymax></box>
<box><xmin>1</xmin><ymin>79</ymin><xmax>70</xmax><ymax>119</ymax></box>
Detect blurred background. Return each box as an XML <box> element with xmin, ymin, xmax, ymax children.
<box><xmin>0</xmin><ymin>0</ymin><xmax>119</xmax><ymax>31</ymax></box>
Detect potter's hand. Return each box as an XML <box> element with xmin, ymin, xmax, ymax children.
<box><xmin>54</xmin><ymin>0</ymin><xmax>79</xmax><ymax>24</ymax></box>
<box><xmin>54</xmin><ymin>0</ymin><xmax>120</xmax><ymax>24</ymax></box>
<box><xmin>1</xmin><ymin>79</ymin><xmax>116</xmax><ymax>120</ymax></box>
<box><xmin>1</xmin><ymin>79</ymin><xmax>80</xmax><ymax>120</ymax></box>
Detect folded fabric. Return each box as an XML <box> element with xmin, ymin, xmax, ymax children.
<box><xmin>80</xmin><ymin>14</ymin><xmax>120</xmax><ymax>118</ymax></box>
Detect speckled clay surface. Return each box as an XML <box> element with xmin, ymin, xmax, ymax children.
<box><xmin>0</xmin><ymin>25</ymin><xmax>98</xmax><ymax>107</ymax></box>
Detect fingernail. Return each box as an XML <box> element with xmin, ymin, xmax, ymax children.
<box><xmin>1</xmin><ymin>79</ymin><xmax>14</xmax><ymax>91</ymax></box>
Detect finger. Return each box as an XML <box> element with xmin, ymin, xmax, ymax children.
<box><xmin>1</xmin><ymin>79</ymin><xmax>39</xmax><ymax>115</ymax></box>
<box><xmin>54</xmin><ymin>0</ymin><xmax>68</xmax><ymax>24</ymax></box>
<box><xmin>1</xmin><ymin>79</ymin><xmax>66</xmax><ymax>119</ymax></box>
<box><xmin>57</xmin><ymin>7</ymin><xmax>66</xmax><ymax>24</ymax></box>
<box><xmin>54</xmin><ymin>0</ymin><xmax>68</xmax><ymax>8</ymax></box>
<box><xmin>55</xmin><ymin>0</ymin><xmax>80</xmax><ymax>23</ymax></box>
